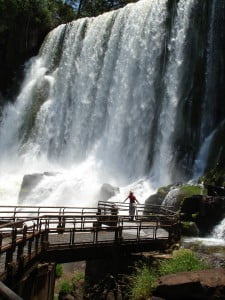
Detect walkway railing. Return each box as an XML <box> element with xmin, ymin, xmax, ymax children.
<box><xmin>0</xmin><ymin>202</ymin><xmax>180</xmax><ymax>282</ymax></box>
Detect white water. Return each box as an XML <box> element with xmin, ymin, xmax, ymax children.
<box><xmin>183</xmin><ymin>237</ymin><xmax>225</xmax><ymax>247</ymax></box>
<box><xmin>212</xmin><ymin>218</ymin><xmax>225</xmax><ymax>240</ymax></box>
<box><xmin>182</xmin><ymin>217</ymin><xmax>225</xmax><ymax>248</ymax></box>
<box><xmin>193</xmin><ymin>119</ymin><xmax>225</xmax><ymax>178</ymax></box>
<box><xmin>150</xmin><ymin>0</ymin><xmax>195</xmax><ymax>186</ymax></box>
<box><xmin>0</xmin><ymin>0</ymin><xmax>198</xmax><ymax>206</ymax></box>
<box><xmin>183</xmin><ymin>214</ymin><xmax>225</xmax><ymax>247</ymax></box>
<box><xmin>162</xmin><ymin>188</ymin><xmax>180</xmax><ymax>207</ymax></box>
<box><xmin>193</xmin><ymin>129</ymin><xmax>217</xmax><ymax>178</ymax></box>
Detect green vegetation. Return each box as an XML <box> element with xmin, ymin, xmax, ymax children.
<box><xmin>175</xmin><ymin>185</ymin><xmax>207</xmax><ymax>209</ymax></box>
<box><xmin>181</xmin><ymin>221</ymin><xmax>199</xmax><ymax>236</ymax></box>
<box><xmin>179</xmin><ymin>185</ymin><xmax>206</xmax><ymax>197</ymax></box>
<box><xmin>66</xmin><ymin>0</ymin><xmax>139</xmax><ymax>17</ymax></box>
<box><xmin>157</xmin><ymin>184</ymin><xmax>173</xmax><ymax>199</ymax></box>
<box><xmin>72</xmin><ymin>271</ymin><xmax>85</xmax><ymax>293</ymax></box>
<box><xmin>201</xmin><ymin>164</ymin><xmax>225</xmax><ymax>187</ymax></box>
<box><xmin>56</xmin><ymin>264</ymin><xmax>63</xmax><ymax>278</ymax></box>
<box><xmin>128</xmin><ymin>249</ymin><xmax>209</xmax><ymax>300</ymax></box>
<box><xmin>59</xmin><ymin>280</ymin><xmax>73</xmax><ymax>294</ymax></box>
<box><xmin>0</xmin><ymin>0</ymin><xmax>75</xmax><ymax>33</ymax></box>
<box><xmin>0</xmin><ymin>0</ymin><xmax>76</xmax><ymax>98</ymax></box>
<box><xmin>72</xmin><ymin>271</ymin><xmax>85</xmax><ymax>283</ymax></box>
<box><xmin>56</xmin><ymin>269</ymin><xmax>85</xmax><ymax>298</ymax></box>
<box><xmin>0</xmin><ymin>0</ymin><xmax>140</xmax><ymax>99</ymax></box>
<box><xmin>159</xmin><ymin>249</ymin><xmax>209</xmax><ymax>275</ymax></box>
<box><xmin>129</xmin><ymin>265</ymin><xmax>156</xmax><ymax>300</ymax></box>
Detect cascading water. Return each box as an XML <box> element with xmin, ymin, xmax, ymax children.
<box><xmin>212</xmin><ymin>218</ymin><xmax>225</xmax><ymax>239</ymax></box>
<box><xmin>150</xmin><ymin>0</ymin><xmax>195</xmax><ymax>186</ymax></box>
<box><xmin>0</xmin><ymin>0</ymin><xmax>222</xmax><ymax>206</ymax></box>
<box><xmin>199</xmin><ymin>0</ymin><xmax>224</xmax><ymax>143</ymax></box>
<box><xmin>193</xmin><ymin>128</ymin><xmax>218</xmax><ymax>178</ymax></box>
<box><xmin>192</xmin><ymin>0</ymin><xmax>225</xmax><ymax>177</ymax></box>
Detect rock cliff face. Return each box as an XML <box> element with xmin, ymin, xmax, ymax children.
<box><xmin>0</xmin><ymin>25</ymin><xmax>49</xmax><ymax>102</ymax></box>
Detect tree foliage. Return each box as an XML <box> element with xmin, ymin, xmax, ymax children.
<box><xmin>0</xmin><ymin>0</ymin><xmax>75</xmax><ymax>98</ymax></box>
<box><xmin>65</xmin><ymin>0</ymin><xmax>139</xmax><ymax>17</ymax></box>
<box><xmin>0</xmin><ymin>0</ymin><xmax>75</xmax><ymax>34</ymax></box>
<box><xmin>0</xmin><ymin>0</ymin><xmax>139</xmax><ymax>99</ymax></box>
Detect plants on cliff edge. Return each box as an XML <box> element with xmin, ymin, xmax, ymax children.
<box><xmin>56</xmin><ymin>264</ymin><xmax>63</xmax><ymax>278</ymax></box>
<box><xmin>128</xmin><ymin>249</ymin><xmax>209</xmax><ymax>300</ymax></box>
<box><xmin>159</xmin><ymin>249</ymin><xmax>209</xmax><ymax>276</ymax></box>
<box><xmin>128</xmin><ymin>265</ymin><xmax>157</xmax><ymax>300</ymax></box>
<box><xmin>59</xmin><ymin>280</ymin><xmax>73</xmax><ymax>294</ymax></box>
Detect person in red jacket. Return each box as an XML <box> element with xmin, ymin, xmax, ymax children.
<box><xmin>123</xmin><ymin>191</ymin><xmax>140</xmax><ymax>220</ymax></box>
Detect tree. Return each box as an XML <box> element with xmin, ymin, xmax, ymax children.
<box><xmin>0</xmin><ymin>0</ymin><xmax>76</xmax><ymax>99</ymax></box>
<box><xmin>64</xmin><ymin>0</ymin><xmax>140</xmax><ymax>17</ymax></box>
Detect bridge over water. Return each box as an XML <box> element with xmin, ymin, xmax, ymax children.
<box><xmin>0</xmin><ymin>201</ymin><xmax>180</xmax><ymax>299</ymax></box>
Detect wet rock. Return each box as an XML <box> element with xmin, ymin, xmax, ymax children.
<box><xmin>181</xmin><ymin>221</ymin><xmax>200</xmax><ymax>237</ymax></box>
<box><xmin>18</xmin><ymin>172</ymin><xmax>59</xmax><ymax>202</ymax></box>
<box><xmin>18</xmin><ymin>173</ymin><xmax>43</xmax><ymax>202</ymax></box>
<box><xmin>205</xmin><ymin>184</ymin><xmax>225</xmax><ymax>197</ymax></box>
<box><xmin>99</xmin><ymin>183</ymin><xmax>120</xmax><ymax>201</ymax></box>
<box><xmin>58</xmin><ymin>293</ymin><xmax>75</xmax><ymax>300</ymax></box>
<box><xmin>154</xmin><ymin>268</ymin><xmax>225</xmax><ymax>300</ymax></box>
<box><xmin>181</xmin><ymin>195</ymin><xmax>225</xmax><ymax>234</ymax></box>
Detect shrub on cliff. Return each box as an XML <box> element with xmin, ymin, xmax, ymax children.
<box><xmin>159</xmin><ymin>249</ymin><xmax>209</xmax><ymax>276</ymax></box>
<box><xmin>129</xmin><ymin>265</ymin><xmax>157</xmax><ymax>300</ymax></box>
<box><xmin>56</xmin><ymin>264</ymin><xmax>63</xmax><ymax>278</ymax></box>
<box><xmin>128</xmin><ymin>249</ymin><xmax>209</xmax><ymax>300</ymax></box>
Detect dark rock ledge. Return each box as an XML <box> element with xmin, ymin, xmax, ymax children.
<box><xmin>154</xmin><ymin>268</ymin><xmax>225</xmax><ymax>300</ymax></box>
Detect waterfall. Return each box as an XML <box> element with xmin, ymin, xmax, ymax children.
<box><xmin>200</xmin><ymin>0</ymin><xmax>222</xmax><ymax>142</ymax></box>
<box><xmin>0</xmin><ymin>0</ymin><xmax>220</xmax><ymax>205</ymax></box>
<box><xmin>150</xmin><ymin>0</ymin><xmax>196</xmax><ymax>186</ymax></box>
<box><xmin>192</xmin><ymin>0</ymin><xmax>225</xmax><ymax>177</ymax></box>
<box><xmin>193</xmin><ymin>119</ymin><xmax>225</xmax><ymax>177</ymax></box>
<box><xmin>0</xmin><ymin>0</ymin><xmax>169</xmax><ymax>179</ymax></box>
<box><xmin>162</xmin><ymin>188</ymin><xmax>180</xmax><ymax>208</ymax></box>
<box><xmin>212</xmin><ymin>218</ymin><xmax>225</xmax><ymax>239</ymax></box>
<box><xmin>193</xmin><ymin>128</ymin><xmax>217</xmax><ymax>178</ymax></box>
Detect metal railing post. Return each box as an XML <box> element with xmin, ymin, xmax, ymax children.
<box><xmin>0</xmin><ymin>233</ymin><xmax>2</xmax><ymax>252</ymax></box>
<box><xmin>17</xmin><ymin>225</ymin><xmax>27</xmax><ymax>261</ymax></box>
<box><xmin>5</xmin><ymin>227</ymin><xmax>17</xmax><ymax>271</ymax></box>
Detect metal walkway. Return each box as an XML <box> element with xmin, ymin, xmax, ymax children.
<box><xmin>0</xmin><ymin>201</ymin><xmax>180</xmax><ymax>283</ymax></box>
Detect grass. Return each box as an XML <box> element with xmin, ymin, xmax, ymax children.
<box><xmin>59</xmin><ymin>280</ymin><xmax>73</xmax><ymax>294</ymax></box>
<box><xmin>56</xmin><ymin>264</ymin><xmax>63</xmax><ymax>278</ymax></box>
<box><xmin>128</xmin><ymin>249</ymin><xmax>209</xmax><ymax>300</ymax></box>
<box><xmin>159</xmin><ymin>249</ymin><xmax>209</xmax><ymax>275</ymax></box>
<box><xmin>129</xmin><ymin>265</ymin><xmax>156</xmax><ymax>300</ymax></box>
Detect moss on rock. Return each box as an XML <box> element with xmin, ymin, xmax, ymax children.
<box><xmin>181</xmin><ymin>221</ymin><xmax>200</xmax><ymax>237</ymax></box>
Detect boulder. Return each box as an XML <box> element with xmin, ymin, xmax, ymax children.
<box><xmin>154</xmin><ymin>268</ymin><xmax>225</xmax><ymax>300</ymax></box>
<box><xmin>205</xmin><ymin>184</ymin><xmax>225</xmax><ymax>197</ymax></box>
<box><xmin>181</xmin><ymin>195</ymin><xmax>225</xmax><ymax>234</ymax></box>
<box><xmin>18</xmin><ymin>172</ymin><xmax>59</xmax><ymax>202</ymax></box>
<box><xmin>144</xmin><ymin>184</ymin><xmax>205</xmax><ymax>212</ymax></box>
<box><xmin>18</xmin><ymin>173</ymin><xmax>43</xmax><ymax>202</ymax></box>
<box><xmin>58</xmin><ymin>294</ymin><xmax>74</xmax><ymax>300</ymax></box>
<box><xmin>181</xmin><ymin>221</ymin><xmax>200</xmax><ymax>237</ymax></box>
<box><xmin>99</xmin><ymin>184</ymin><xmax>119</xmax><ymax>202</ymax></box>
<box><xmin>144</xmin><ymin>185</ymin><xmax>173</xmax><ymax>215</ymax></box>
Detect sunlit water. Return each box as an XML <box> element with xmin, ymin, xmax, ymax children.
<box><xmin>0</xmin><ymin>0</ymin><xmax>218</xmax><ymax>208</ymax></box>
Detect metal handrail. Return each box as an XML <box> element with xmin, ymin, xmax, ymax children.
<box><xmin>0</xmin><ymin>281</ymin><xmax>23</xmax><ymax>300</ymax></box>
<box><xmin>0</xmin><ymin>204</ymin><xmax>181</xmax><ymax>283</ymax></box>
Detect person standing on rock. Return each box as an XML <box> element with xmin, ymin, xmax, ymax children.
<box><xmin>123</xmin><ymin>191</ymin><xmax>140</xmax><ymax>221</ymax></box>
